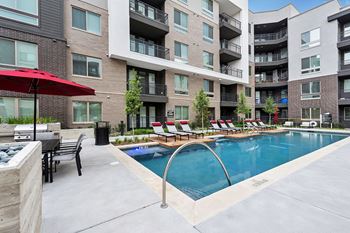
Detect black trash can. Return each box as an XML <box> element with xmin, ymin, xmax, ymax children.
<box><xmin>95</xmin><ymin>121</ymin><xmax>110</xmax><ymax>145</ymax></box>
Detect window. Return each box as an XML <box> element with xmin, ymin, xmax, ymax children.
<box><xmin>203</xmin><ymin>79</ymin><xmax>214</xmax><ymax>97</ymax></box>
<box><xmin>0</xmin><ymin>0</ymin><xmax>38</xmax><ymax>25</ymax></box>
<box><xmin>0</xmin><ymin>38</ymin><xmax>37</xmax><ymax>68</ymax></box>
<box><xmin>73</xmin><ymin>101</ymin><xmax>101</xmax><ymax>123</ymax></box>
<box><xmin>344</xmin><ymin>51</ymin><xmax>350</xmax><ymax>65</ymax></box>
<box><xmin>73</xmin><ymin>53</ymin><xmax>102</xmax><ymax>78</ymax></box>
<box><xmin>301</xmin><ymin>55</ymin><xmax>320</xmax><ymax>74</ymax></box>
<box><xmin>345</xmin><ymin>107</ymin><xmax>350</xmax><ymax>120</ymax></box>
<box><xmin>302</xmin><ymin>108</ymin><xmax>320</xmax><ymax>120</ymax></box>
<box><xmin>174</xmin><ymin>9</ymin><xmax>188</xmax><ymax>32</ymax></box>
<box><xmin>301</xmin><ymin>81</ymin><xmax>320</xmax><ymax>99</ymax></box>
<box><xmin>72</xmin><ymin>7</ymin><xmax>101</xmax><ymax>35</ymax></box>
<box><xmin>202</xmin><ymin>0</ymin><xmax>213</xmax><ymax>17</ymax></box>
<box><xmin>174</xmin><ymin>74</ymin><xmax>188</xmax><ymax>95</ymax></box>
<box><xmin>249</xmin><ymin>66</ymin><xmax>252</xmax><ymax>76</ymax></box>
<box><xmin>344</xmin><ymin>79</ymin><xmax>350</xmax><ymax>93</ymax></box>
<box><xmin>174</xmin><ymin>41</ymin><xmax>188</xmax><ymax>63</ymax></box>
<box><xmin>203</xmin><ymin>23</ymin><xmax>213</xmax><ymax>42</ymax></box>
<box><xmin>245</xmin><ymin>87</ymin><xmax>252</xmax><ymax>97</ymax></box>
<box><xmin>344</xmin><ymin>23</ymin><xmax>350</xmax><ymax>38</ymax></box>
<box><xmin>0</xmin><ymin>97</ymin><xmax>35</xmax><ymax>119</ymax></box>
<box><xmin>203</xmin><ymin>51</ymin><xmax>213</xmax><ymax>70</ymax></box>
<box><xmin>175</xmin><ymin>106</ymin><xmax>189</xmax><ymax>120</ymax></box>
<box><xmin>248</xmin><ymin>23</ymin><xmax>251</xmax><ymax>33</ymax></box>
<box><xmin>301</xmin><ymin>28</ymin><xmax>320</xmax><ymax>49</ymax></box>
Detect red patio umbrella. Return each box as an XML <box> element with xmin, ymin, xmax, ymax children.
<box><xmin>0</xmin><ymin>68</ymin><xmax>95</xmax><ymax>140</ymax></box>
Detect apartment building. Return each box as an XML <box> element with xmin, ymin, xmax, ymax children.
<box><xmin>0</xmin><ymin>0</ymin><xmax>68</xmax><ymax>126</ymax></box>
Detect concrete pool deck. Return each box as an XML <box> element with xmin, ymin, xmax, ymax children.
<box><xmin>42</xmin><ymin>136</ymin><xmax>350</xmax><ymax>233</ymax></box>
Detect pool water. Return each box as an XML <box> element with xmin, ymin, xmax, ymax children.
<box><xmin>122</xmin><ymin>131</ymin><xmax>347</xmax><ymax>200</ymax></box>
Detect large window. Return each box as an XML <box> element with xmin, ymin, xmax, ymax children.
<box><xmin>72</xmin><ymin>7</ymin><xmax>101</xmax><ymax>35</ymax></box>
<box><xmin>174</xmin><ymin>74</ymin><xmax>188</xmax><ymax>95</ymax></box>
<box><xmin>0</xmin><ymin>0</ymin><xmax>38</xmax><ymax>25</ymax></box>
<box><xmin>302</xmin><ymin>108</ymin><xmax>320</xmax><ymax>120</ymax></box>
<box><xmin>301</xmin><ymin>55</ymin><xmax>320</xmax><ymax>74</ymax></box>
<box><xmin>245</xmin><ymin>87</ymin><xmax>252</xmax><ymax>97</ymax></box>
<box><xmin>203</xmin><ymin>51</ymin><xmax>214</xmax><ymax>70</ymax></box>
<box><xmin>174</xmin><ymin>9</ymin><xmax>188</xmax><ymax>32</ymax></box>
<box><xmin>73</xmin><ymin>101</ymin><xmax>101</xmax><ymax>123</ymax></box>
<box><xmin>301</xmin><ymin>28</ymin><xmax>320</xmax><ymax>49</ymax></box>
<box><xmin>301</xmin><ymin>81</ymin><xmax>320</xmax><ymax>100</ymax></box>
<box><xmin>203</xmin><ymin>23</ymin><xmax>213</xmax><ymax>42</ymax></box>
<box><xmin>344</xmin><ymin>23</ymin><xmax>350</xmax><ymax>38</ymax></box>
<box><xmin>203</xmin><ymin>79</ymin><xmax>214</xmax><ymax>97</ymax></box>
<box><xmin>175</xmin><ymin>106</ymin><xmax>189</xmax><ymax>120</ymax></box>
<box><xmin>73</xmin><ymin>53</ymin><xmax>102</xmax><ymax>78</ymax></box>
<box><xmin>344</xmin><ymin>79</ymin><xmax>350</xmax><ymax>93</ymax></box>
<box><xmin>345</xmin><ymin>107</ymin><xmax>350</xmax><ymax>121</ymax></box>
<box><xmin>344</xmin><ymin>51</ymin><xmax>350</xmax><ymax>65</ymax></box>
<box><xmin>0</xmin><ymin>38</ymin><xmax>37</xmax><ymax>68</ymax></box>
<box><xmin>174</xmin><ymin>41</ymin><xmax>188</xmax><ymax>63</ymax></box>
<box><xmin>202</xmin><ymin>0</ymin><xmax>213</xmax><ymax>17</ymax></box>
<box><xmin>0</xmin><ymin>97</ymin><xmax>35</xmax><ymax>119</ymax></box>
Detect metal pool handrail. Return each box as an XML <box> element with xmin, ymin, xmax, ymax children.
<box><xmin>160</xmin><ymin>142</ymin><xmax>232</xmax><ymax>208</ymax></box>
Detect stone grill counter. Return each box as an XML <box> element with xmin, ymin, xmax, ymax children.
<box><xmin>0</xmin><ymin>142</ymin><xmax>42</xmax><ymax>233</ymax></box>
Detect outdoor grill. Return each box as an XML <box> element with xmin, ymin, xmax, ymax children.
<box><xmin>14</xmin><ymin>124</ymin><xmax>49</xmax><ymax>141</ymax></box>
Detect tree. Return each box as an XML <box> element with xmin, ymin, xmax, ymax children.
<box><xmin>273</xmin><ymin>105</ymin><xmax>279</xmax><ymax>125</ymax></box>
<box><xmin>263</xmin><ymin>97</ymin><xmax>276</xmax><ymax>125</ymax></box>
<box><xmin>236</xmin><ymin>92</ymin><xmax>251</xmax><ymax>127</ymax></box>
<box><xmin>193</xmin><ymin>89</ymin><xmax>210</xmax><ymax>129</ymax></box>
<box><xmin>125</xmin><ymin>69</ymin><xmax>143</xmax><ymax>136</ymax></box>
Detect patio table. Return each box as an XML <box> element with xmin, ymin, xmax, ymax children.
<box><xmin>42</xmin><ymin>139</ymin><xmax>60</xmax><ymax>183</ymax></box>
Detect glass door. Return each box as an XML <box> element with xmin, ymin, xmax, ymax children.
<box><xmin>255</xmin><ymin>91</ymin><xmax>260</xmax><ymax>104</ymax></box>
<box><xmin>140</xmin><ymin>106</ymin><xmax>147</xmax><ymax>128</ymax></box>
<box><xmin>148</xmin><ymin>73</ymin><xmax>156</xmax><ymax>95</ymax></box>
<box><xmin>149</xmin><ymin>106</ymin><xmax>156</xmax><ymax>127</ymax></box>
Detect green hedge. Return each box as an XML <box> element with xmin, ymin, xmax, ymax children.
<box><xmin>0</xmin><ymin>117</ymin><xmax>57</xmax><ymax>124</ymax></box>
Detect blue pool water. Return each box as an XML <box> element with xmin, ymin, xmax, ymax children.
<box><xmin>122</xmin><ymin>131</ymin><xmax>348</xmax><ymax>200</ymax></box>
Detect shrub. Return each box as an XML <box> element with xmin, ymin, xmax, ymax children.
<box><xmin>5</xmin><ymin>116</ymin><xmax>57</xmax><ymax>124</ymax></box>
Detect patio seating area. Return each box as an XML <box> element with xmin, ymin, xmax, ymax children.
<box><xmin>42</xmin><ymin>137</ymin><xmax>350</xmax><ymax>233</ymax></box>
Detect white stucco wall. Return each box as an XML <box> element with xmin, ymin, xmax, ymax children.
<box><xmin>288</xmin><ymin>0</ymin><xmax>340</xmax><ymax>81</ymax></box>
<box><xmin>251</xmin><ymin>4</ymin><xmax>299</xmax><ymax>25</ymax></box>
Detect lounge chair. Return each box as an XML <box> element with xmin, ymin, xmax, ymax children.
<box><xmin>252</xmin><ymin>121</ymin><xmax>267</xmax><ymax>130</ymax></box>
<box><xmin>219</xmin><ymin>120</ymin><xmax>237</xmax><ymax>133</ymax></box>
<box><xmin>283</xmin><ymin>121</ymin><xmax>294</xmax><ymax>127</ymax></box>
<box><xmin>258</xmin><ymin>121</ymin><xmax>274</xmax><ymax>129</ymax></box>
<box><xmin>225</xmin><ymin>120</ymin><xmax>243</xmax><ymax>132</ymax></box>
<box><xmin>179</xmin><ymin>121</ymin><xmax>204</xmax><ymax>138</ymax></box>
<box><xmin>165</xmin><ymin>122</ymin><xmax>191</xmax><ymax>140</ymax></box>
<box><xmin>300</xmin><ymin>122</ymin><xmax>311</xmax><ymax>128</ymax></box>
<box><xmin>246</xmin><ymin>122</ymin><xmax>259</xmax><ymax>130</ymax></box>
<box><xmin>151</xmin><ymin>122</ymin><xmax>176</xmax><ymax>142</ymax></box>
<box><xmin>210</xmin><ymin>120</ymin><xmax>235</xmax><ymax>134</ymax></box>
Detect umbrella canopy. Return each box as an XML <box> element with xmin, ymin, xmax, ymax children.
<box><xmin>0</xmin><ymin>68</ymin><xmax>95</xmax><ymax>140</ymax></box>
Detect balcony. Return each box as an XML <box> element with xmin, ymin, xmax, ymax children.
<box><xmin>255</xmin><ymin>74</ymin><xmax>288</xmax><ymax>88</ymax></box>
<box><xmin>220</xmin><ymin>40</ymin><xmax>241</xmax><ymax>63</ymax></box>
<box><xmin>255</xmin><ymin>97</ymin><xmax>288</xmax><ymax>108</ymax></box>
<box><xmin>255</xmin><ymin>54</ymin><xmax>288</xmax><ymax>68</ymax></box>
<box><xmin>338</xmin><ymin>60</ymin><xmax>350</xmax><ymax>77</ymax></box>
<box><xmin>129</xmin><ymin>0</ymin><xmax>169</xmax><ymax>40</ymax></box>
<box><xmin>130</xmin><ymin>37</ymin><xmax>169</xmax><ymax>59</ymax></box>
<box><xmin>254</xmin><ymin>28</ymin><xmax>288</xmax><ymax>51</ymax></box>
<box><xmin>128</xmin><ymin>83</ymin><xmax>168</xmax><ymax>103</ymax></box>
<box><xmin>221</xmin><ymin>65</ymin><xmax>243</xmax><ymax>78</ymax></box>
<box><xmin>338</xmin><ymin>31</ymin><xmax>350</xmax><ymax>50</ymax></box>
<box><xmin>220</xmin><ymin>94</ymin><xmax>238</xmax><ymax>107</ymax></box>
<box><xmin>219</xmin><ymin>13</ymin><xmax>241</xmax><ymax>40</ymax></box>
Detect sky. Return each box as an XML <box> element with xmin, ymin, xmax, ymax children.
<box><xmin>249</xmin><ymin>0</ymin><xmax>350</xmax><ymax>13</ymax></box>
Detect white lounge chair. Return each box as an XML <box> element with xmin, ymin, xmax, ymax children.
<box><xmin>151</xmin><ymin>122</ymin><xmax>176</xmax><ymax>142</ymax></box>
<box><xmin>219</xmin><ymin>120</ymin><xmax>237</xmax><ymax>133</ymax></box>
<box><xmin>225</xmin><ymin>120</ymin><xmax>243</xmax><ymax>132</ymax></box>
<box><xmin>283</xmin><ymin>121</ymin><xmax>294</xmax><ymax>127</ymax></box>
<box><xmin>165</xmin><ymin>121</ymin><xmax>191</xmax><ymax>140</ymax></box>
<box><xmin>257</xmin><ymin>121</ymin><xmax>274</xmax><ymax>129</ymax></box>
<box><xmin>300</xmin><ymin>122</ymin><xmax>311</xmax><ymax>128</ymax></box>
<box><xmin>210</xmin><ymin>120</ymin><xmax>234</xmax><ymax>134</ymax></box>
<box><xmin>179</xmin><ymin>121</ymin><xmax>204</xmax><ymax>138</ymax></box>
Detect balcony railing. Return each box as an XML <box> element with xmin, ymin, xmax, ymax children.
<box><xmin>255</xmin><ymin>54</ymin><xmax>288</xmax><ymax>63</ymax></box>
<box><xmin>220</xmin><ymin>40</ymin><xmax>241</xmax><ymax>54</ymax></box>
<box><xmin>219</xmin><ymin>13</ymin><xmax>241</xmax><ymax>30</ymax></box>
<box><xmin>221</xmin><ymin>94</ymin><xmax>238</xmax><ymax>102</ymax></box>
<box><xmin>256</xmin><ymin>97</ymin><xmax>288</xmax><ymax>105</ymax></box>
<box><xmin>339</xmin><ymin>31</ymin><xmax>350</xmax><ymax>42</ymax></box>
<box><xmin>130</xmin><ymin>37</ymin><xmax>169</xmax><ymax>59</ymax></box>
<box><xmin>254</xmin><ymin>28</ymin><xmax>287</xmax><ymax>42</ymax></box>
<box><xmin>255</xmin><ymin>73</ymin><xmax>288</xmax><ymax>83</ymax></box>
<box><xmin>128</xmin><ymin>83</ymin><xmax>167</xmax><ymax>96</ymax></box>
<box><xmin>340</xmin><ymin>60</ymin><xmax>350</xmax><ymax>70</ymax></box>
<box><xmin>130</xmin><ymin>0</ymin><xmax>168</xmax><ymax>25</ymax></box>
<box><xmin>221</xmin><ymin>65</ymin><xmax>243</xmax><ymax>78</ymax></box>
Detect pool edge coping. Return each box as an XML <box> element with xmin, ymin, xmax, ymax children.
<box><xmin>108</xmin><ymin>133</ymin><xmax>350</xmax><ymax>225</ymax></box>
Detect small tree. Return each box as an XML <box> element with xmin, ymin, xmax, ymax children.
<box><xmin>273</xmin><ymin>105</ymin><xmax>279</xmax><ymax>125</ymax></box>
<box><xmin>263</xmin><ymin>97</ymin><xmax>276</xmax><ymax>125</ymax></box>
<box><xmin>236</xmin><ymin>92</ymin><xmax>251</xmax><ymax>127</ymax></box>
<box><xmin>193</xmin><ymin>89</ymin><xmax>210</xmax><ymax>130</ymax></box>
<box><xmin>125</xmin><ymin>69</ymin><xmax>143</xmax><ymax>136</ymax></box>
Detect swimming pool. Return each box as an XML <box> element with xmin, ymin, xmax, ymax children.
<box><xmin>122</xmin><ymin>131</ymin><xmax>348</xmax><ymax>200</ymax></box>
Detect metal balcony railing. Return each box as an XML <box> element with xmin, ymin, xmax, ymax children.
<box><xmin>256</xmin><ymin>97</ymin><xmax>288</xmax><ymax>105</ymax></box>
<box><xmin>254</xmin><ymin>28</ymin><xmax>287</xmax><ymax>42</ymax></box>
<box><xmin>130</xmin><ymin>0</ymin><xmax>168</xmax><ymax>25</ymax></box>
<box><xmin>130</xmin><ymin>37</ymin><xmax>169</xmax><ymax>59</ymax></box>
<box><xmin>255</xmin><ymin>73</ymin><xmax>288</xmax><ymax>83</ymax></box>
<box><xmin>339</xmin><ymin>31</ymin><xmax>350</xmax><ymax>42</ymax></box>
<box><xmin>221</xmin><ymin>94</ymin><xmax>238</xmax><ymax>102</ymax></box>
<box><xmin>127</xmin><ymin>83</ymin><xmax>167</xmax><ymax>96</ymax></box>
<box><xmin>219</xmin><ymin>13</ymin><xmax>241</xmax><ymax>30</ymax></box>
<box><xmin>220</xmin><ymin>40</ymin><xmax>241</xmax><ymax>54</ymax></box>
<box><xmin>221</xmin><ymin>65</ymin><xmax>243</xmax><ymax>78</ymax></box>
<box><xmin>255</xmin><ymin>53</ymin><xmax>288</xmax><ymax>63</ymax></box>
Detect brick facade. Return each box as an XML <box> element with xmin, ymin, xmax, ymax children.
<box><xmin>0</xmin><ymin>27</ymin><xmax>68</xmax><ymax>127</ymax></box>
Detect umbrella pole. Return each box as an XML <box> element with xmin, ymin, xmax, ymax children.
<box><xmin>33</xmin><ymin>87</ymin><xmax>37</xmax><ymax>141</ymax></box>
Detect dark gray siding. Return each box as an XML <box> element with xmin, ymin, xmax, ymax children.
<box><xmin>0</xmin><ymin>0</ymin><xmax>64</xmax><ymax>40</ymax></box>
